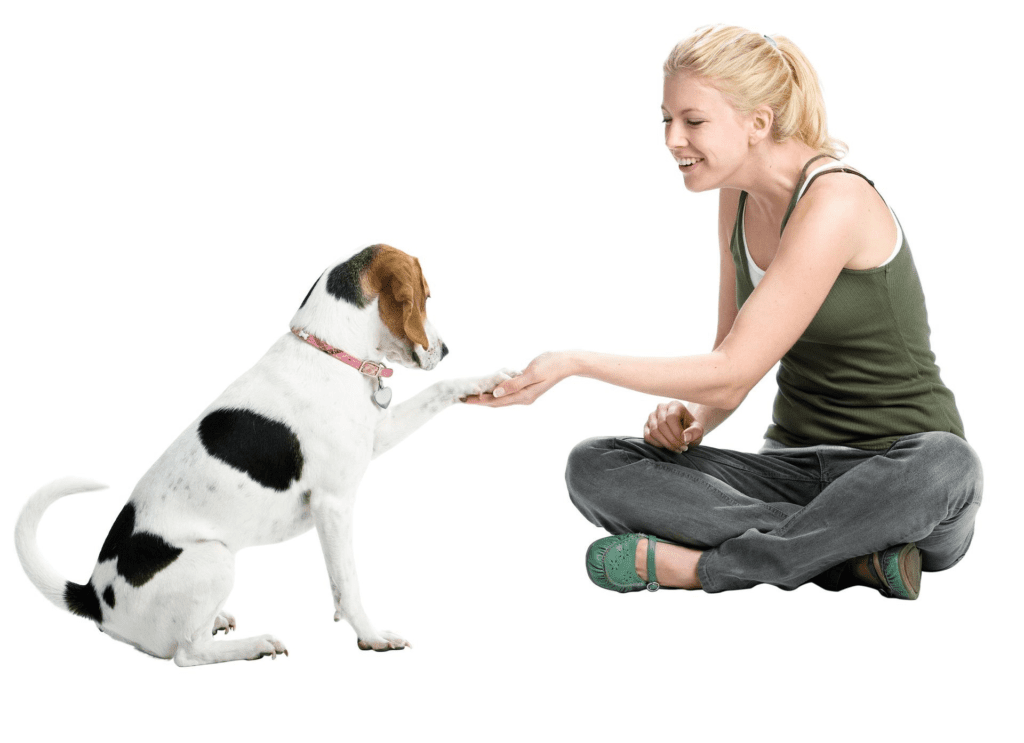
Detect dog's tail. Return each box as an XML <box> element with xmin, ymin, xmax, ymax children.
<box><xmin>15</xmin><ymin>477</ymin><xmax>108</xmax><ymax>619</ymax></box>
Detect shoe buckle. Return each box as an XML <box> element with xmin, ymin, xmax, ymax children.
<box><xmin>646</xmin><ymin>582</ymin><xmax>660</xmax><ymax>592</ymax></box>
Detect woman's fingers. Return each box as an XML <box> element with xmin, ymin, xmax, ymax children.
<box><xmin>491</xmin><ymin>371</ymin><xmax>529</xmax><ymax>399</ymax></box>
<box><xmin>464</xmin><ymin>368</ymin><xmax>545</xmax><ymax>407</ymax></box>
<box><xmin>644</xmin><ymin>421</ymin><xmax>664</xmax><ymax>448</ymax></box>
<box><xmin>644</xmin><ymin>400</ymin><xmax>703</xmax><ymax>452</ymax></box>
<box><xmin>646</xmin><ymin>408</ymin><xmax>683</xmax><ymax>451</ymax></box>
<box><xmin>681</xmin><ymin>422</ymin><xmax>704</xmax><ymax>446</ymax></box>
<box><xmin>464</xmin><ymin>352</ymin><xmax>571</xmax><ymax>407</ymax></box>
<box><xmin>657</xmin><ymin>403</ymin><xmax>686</xmax><ymax>445</ymax></box>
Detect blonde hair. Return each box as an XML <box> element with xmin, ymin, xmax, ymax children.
<box><xmin>663</xmin><ymin>25</ymin><xmax>847</xmax><ymax>158</ymax></box>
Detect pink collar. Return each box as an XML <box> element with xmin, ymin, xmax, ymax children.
<box><xmin>291</xmin><ymin>327</ymin><xmax>394</xmax><ymax>378</ymax></box>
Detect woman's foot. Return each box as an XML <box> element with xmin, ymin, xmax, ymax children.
<box><xmin>635</xmin><ymin>538</ymin><xmax>703</xmax><ymax>590</ymax></box>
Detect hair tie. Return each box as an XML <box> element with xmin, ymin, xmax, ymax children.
<box><xmin>763</xmin><ymin>34</ymin><xmax>777</xmax><ymax>48</ymax></box>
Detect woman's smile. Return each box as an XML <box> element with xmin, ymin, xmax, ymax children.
<box><xmin>676</xmin><ymin>156</ymin><xmax>704</xmax><ymax>171</ymax></box>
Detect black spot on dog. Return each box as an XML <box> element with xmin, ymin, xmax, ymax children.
<box><xmin>99</xmin><ymin>503</ymin><xmax>134</xmax><ymax>562</ymax></box>
<box><xmin>98</xmin><ymin>503</ymin><xmax>184</xmax><ymax>587</ymax></box>
<box><xmin>199</xmin><ymin>408</ymin><xmax>304</xmax><ymax>491</ymax></box>
<box><xmin>299</xmin><ymin>273</ymin><xmax>322</xmax><ymax>309</ymax></box>
<box><xmin>103</xmin><ymin>585</ymin><xmax>115</xmax><ymax>609</ymax></box>
<box><xmin>65</xmin><ymin>580</ymin><xmax>103</xmax><ymax>623</ymax></box>
<box><xmin>119</xmin><ymin>532</ymin><xmax>181</xmax><ymax>586</ymax></box>
<box><xmin>326</xmin><ymin>245</ymin><xmax>382</xmax><ymax>308</ymax></box>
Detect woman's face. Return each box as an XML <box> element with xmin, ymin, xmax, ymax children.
<box><xmin>662</xmin><ymin>72</ymin><xmax>754</xmax><ymax>192</ymax></box>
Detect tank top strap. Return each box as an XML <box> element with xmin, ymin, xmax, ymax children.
<box><xmin>737</xmin><ymin>189</ymin><xmax>749</xmax><ymax>216</ymax></box>
<box><xmin>779</xmin><ymin>155</ymin><xmax>876</xmax><ymax>236</ymax></box>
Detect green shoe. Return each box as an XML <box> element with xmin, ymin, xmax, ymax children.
<box><xmin>848</xmin><ymin>542</ymin><xmax>922</xmax><ymax>600</ymax></box>
<box><xmin>586</xmin><ymin>533</ymin><xmax>662</xmax><ymax>593</ymax></box>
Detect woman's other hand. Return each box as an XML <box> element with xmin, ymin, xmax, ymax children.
<box><xmin>463</xmin><ymin>351</ymin><xmax>574</xmax><ymax>407</ymax></box>
<box><xmin>644</xmin><ymin>400</ymin><xmax>704</xmax><ymax>452</ymax></box>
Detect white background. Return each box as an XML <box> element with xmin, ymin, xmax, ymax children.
<box><xmin>2</xmin><ymin>1</ymin><xmax>1018</xmax><ymax>740</ymax></box>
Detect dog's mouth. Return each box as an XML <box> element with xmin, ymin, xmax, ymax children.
<box><xmin>383</xmin><ymin>343</ymin><xmax>431</xmax><ymax>371</ymax></box>
<box><xmin>379</xmin><ymin>326</ymin><xmax>447</xmax><ymax>371</ymax></box>
<box><xmin>408</xmin><ymin>341</ymin><xmax>448</xmax><ymax>371</ymax></box>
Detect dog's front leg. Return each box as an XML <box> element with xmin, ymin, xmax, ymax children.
<box><xmin>372</xmin><ymin>369</ymin><xmax>516</xmax><ymax>458</ymax></box>
<box><xmin>311</xmin><ymin>487</ymin><xmax>408</xmax><ymax>652</ymax></box>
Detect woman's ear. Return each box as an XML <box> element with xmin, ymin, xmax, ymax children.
<box><xmin>749</xmin><ymin>105</ymin><xmax>774</xmax><ymax>145</ymax></box>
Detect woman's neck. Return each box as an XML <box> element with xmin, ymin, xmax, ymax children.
<box><xmin>734</xmin><ymin>141</ymin><xmax>833</xmax><ymax>229</ymax></box>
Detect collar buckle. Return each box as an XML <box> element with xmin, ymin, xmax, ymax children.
<box><xmin>358</xmin><ymin>359</ymin><xmax>388</xmax><ymax>377</ymax></box>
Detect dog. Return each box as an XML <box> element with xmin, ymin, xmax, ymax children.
<box><xmin>15</xmin><ymin>244</ymin><xmax>513</xmax><ymax>665</ymax></box>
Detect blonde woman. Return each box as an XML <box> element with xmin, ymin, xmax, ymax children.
<box><xmin>468</xmin><ymin>26</ymin><xmax>981</xmax><ymax>599</ymax></box>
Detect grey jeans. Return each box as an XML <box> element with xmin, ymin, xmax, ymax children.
<box><xmin>565</xmin><ymin>432</ymin><xmax>983</xmax><ymax>593</ymax></box>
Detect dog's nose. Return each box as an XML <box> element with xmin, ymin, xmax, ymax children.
<box><xmin>440</xmin><ymin>343</ymin><xmax>449</xmax><ymax>360</ymax></box>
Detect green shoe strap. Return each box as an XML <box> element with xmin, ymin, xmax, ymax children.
<box><xmin>646</xmin><ymin>535</ymin><xmax>660</xmax><ymax>591</ymax></box>
<box><xmin>867</xmin><ymin>552</ymin><xmax>888</xmax><ymax>595</ymax></box>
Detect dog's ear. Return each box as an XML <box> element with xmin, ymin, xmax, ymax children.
<box><xmin>389</xmin><ymin>267</ymin><xmax>430</xmax><ymax>350</ymax></box>
<box><xmin>368</xmin><ymin>247</ymin><xmax>430</xmax><ymax>349</ymax></box>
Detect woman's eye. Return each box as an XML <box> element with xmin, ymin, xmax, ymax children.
<box><xmin>662</xmin><ymin>117</ymin><xmax>671</xmax><ymax>124</ymax></box>
<box><xmin>687</xmin><ymin>120</ymin><xmax>705</xmax><ymax>127</ymax></box>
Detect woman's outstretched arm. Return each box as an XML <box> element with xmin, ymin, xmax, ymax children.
<box><xmin>466</xmin><ymin>177</ymin><xmax>871</xmax><ymax>411</ymax></box>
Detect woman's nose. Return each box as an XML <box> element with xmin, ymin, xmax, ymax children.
<box><xmin>665</xmin><ymin>124</ymin><xmax>687</xmax><ymax>149</ymax></box>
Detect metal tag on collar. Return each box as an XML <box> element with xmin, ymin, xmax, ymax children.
<box><xmin>372</xmin><ymin>379</ymin><xmax>392</xmax><ymax>409</ymax></box>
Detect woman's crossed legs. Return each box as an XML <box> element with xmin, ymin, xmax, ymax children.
<box><xmin>565</xmin><ymin>432</ymin><xmax>982</xmax><ymax>594</ymax></box>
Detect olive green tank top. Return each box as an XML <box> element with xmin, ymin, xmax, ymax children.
<box><xmin>730</xmin><ymin>156</ymin><xmax>965</xmax><ymax>450</ymax></box>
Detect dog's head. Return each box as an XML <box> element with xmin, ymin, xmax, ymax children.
<box><xmin>290</xmin><ymin>244</ymin><xmax>448</xmax><ymax>370</ymax></box>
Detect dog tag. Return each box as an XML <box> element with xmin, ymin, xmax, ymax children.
<box><xmin>372</xmin><ymin>381</ymin><xmax>392</xmax><ymax>409</ymax></box>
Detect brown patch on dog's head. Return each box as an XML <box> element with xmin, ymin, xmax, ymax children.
<box><xmin>364</xmin><ymin>245</ymin><xmax>431</xmax><ymax>348</ymax></box>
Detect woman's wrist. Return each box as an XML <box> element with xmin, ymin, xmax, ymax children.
<box><xmin>690</xmin><ymin>402</ymin><xmax>731</xmax><ymax>437</ymax></box>
<box><xmin>557</xmin><ymin>350</ymin><xmax>585</xmax><ymax>380</ymax></box>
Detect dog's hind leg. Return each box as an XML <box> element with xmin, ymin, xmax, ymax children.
<box><xmin>212</xmin><ymin>611</ymin><xmax>236</xmax><ymax>635</ymax></box>
<box><xmin>121</xmin><ymin>540</ymin><xmax>286</xmax><ymax>667</ymax></box>
<box><xmin>174</xmin><ymin>634</ymin><xmax>288</xmax><ymax>666</ymax></box>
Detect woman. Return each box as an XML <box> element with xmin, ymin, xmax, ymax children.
<box><xmin>467</xmin><ymin>25</ymin><xmax>981</xmax><ymax>599</ymax></box>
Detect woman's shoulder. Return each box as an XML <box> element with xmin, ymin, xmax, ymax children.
<box><xmin>798</xmin><ymin>163</ymin><xmax>878</xmax><ymax>208</ymax></box>
<box><xmin>787</xmin><ymin>163</ymin><xmax>897</xmax><ymax>269</ymax></box>
<box><xmin>791</xmin><ymin>165</ymin><xmax>882</xmax><ymax>228</ymax></box>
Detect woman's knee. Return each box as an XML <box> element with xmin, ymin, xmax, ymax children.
<box><xmin>564</xmin><ymin>436</ymin><xmax>619</xmax><ymax>504</ymax></box>
<box><xmin>564</xmin><ymin>436</ymin><xmax>659</xmax><ymax>525</ymax></box>
<box><xmin>898</xmin><ymin>432</ymin><xmax>983</xmax><ymax>508</ymax></box>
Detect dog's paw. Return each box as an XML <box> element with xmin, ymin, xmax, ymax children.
<box><xmin>457</xmin><ymin>368</ymin><xmax>519</xmax><ymax>400</ymax></box>
<box><xmin>249</xmin><ymin>635</ymin><xmax>289</xmax><ymax>660</ymax></box>
<box><xmin>212</xmin><ymin>611</ymin><xmax>237</xmax><ymax>635</ymax></box>
<box><xmin>357</xmin><ymin>630</ymin><xmax>411</xmax><ymax>652</ymax></box>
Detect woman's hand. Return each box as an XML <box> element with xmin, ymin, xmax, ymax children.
<box><xmin>463</xmin><ymin>351</ymin><xmax>575</xmax><ymax>407</ymax></box>
<box><xmin>643</xmin><ymin>400</ymin><xmax>704</xmax><ymax>453</ymax></box>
